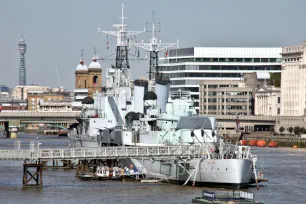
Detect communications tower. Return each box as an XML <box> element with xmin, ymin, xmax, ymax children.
<box><xmin>18</xmin><ymin>36</ymin><xmax>27</xmax><ymax>85</ymax></box>
<box><xmin>132</xmin><ymin>12</ymin><xmax>178</xmax><ymax>86</ymax></box>
<box><xmin>98</xmin><ymin>4</ymin><xmax>143</xmax><ymax>91</ymax></box>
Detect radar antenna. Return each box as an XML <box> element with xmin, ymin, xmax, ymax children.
<box><xmin>131</xmin><ymin>12</ymin><xmax>179</xmax><ymax>90</ymax></box>
<box><xmin>98</xmin><ymin>4</ymin><xmax>144</xmax><ymax>92</ymax></box>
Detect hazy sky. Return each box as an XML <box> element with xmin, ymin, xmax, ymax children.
<box><xmin>0</xmin><ymin>0</ymin><xmax>306</xmax><ymax>90</ymax></box>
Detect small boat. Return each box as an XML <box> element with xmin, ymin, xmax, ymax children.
<box><xmin>79</xmin><ymin>173</ymin><xmax>94</xmax><ymax>180</ymax></box>
<box><xmin>192</xmin><ymin>190</ymin><xmax>264</xmax><ymax>204</ymax></box>
<box><xmin>95</xmin><ymin>166</ymin><xmax>121</xmax><ymax>179</ymax></box>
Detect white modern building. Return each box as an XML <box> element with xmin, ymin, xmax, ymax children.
<box><xmin>255</xmin><ymin>86</ymin><xmax>281</xmax><ymax>116</ymax></box>
<box><xmin>281</xmin><ymin>42</ymin><xmax>306</xmax><ymax>116</ymax></box>
<box><xmin>159</xmin><ymin>47</ymin><xmax>282</xmax><ymax>111</ymax></box>
<box><xmin>72</xmin><ymin>88</ymin><xmax>88</xmax><ymax>110</ymax></box>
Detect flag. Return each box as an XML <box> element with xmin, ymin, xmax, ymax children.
<box><xmin>107</xmin><ymin>35</ymin><xmax>109</xmax><ymax>50</ymax></box>
<box><xmin>164</xmin><ymin>50</ymin><xmax>168</xmax><ymax>58</ymax></box>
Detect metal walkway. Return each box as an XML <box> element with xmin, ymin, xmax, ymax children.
<box><xmin>0</xmin><ymin>145</ymin><xmax>204</xmax><ymax>161</ymax></box>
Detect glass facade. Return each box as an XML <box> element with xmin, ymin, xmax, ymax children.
<box><xmin>165</xmin><ymin>57</ymin><xmax>281</xmax><ymax>64</ymax></box>
<box><xmin>160</xmin><ymin>65</ymin><xmax>281</xmax><ymax>72</ymax></box>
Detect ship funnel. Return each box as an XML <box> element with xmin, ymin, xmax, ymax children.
<box><xmin>133</xmin><ymin>79</ymin><xmax>148</xmax><ymax>114</ymax></box>
<box><xmin>155</xmin><ymin>77</ymin><xmax>170</xmax><ymax>113</ymax></box>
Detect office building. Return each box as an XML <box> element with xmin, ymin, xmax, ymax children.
<box><xmin>11</xmin><ymin>85</ymin><xmax>51</xmax><ymax>100</ymax></box>
<box><xmin>281</xmin><ymin>42</ymin><xmax>306</xmax><ymax>116</ymax></box>
<box><xmin>27</xmin><ymin>90</ymin><xmax>71</xmax><ymax>112</ymax></box>
<box><xmin>199</xmin><ymin>80</ymin><xmax>253</xmax><ymax>116</ymax></box>
<box><xmin>159</xmin><ymin>47</ymin><xmax>282</xmax><ymax>111</ymax></box>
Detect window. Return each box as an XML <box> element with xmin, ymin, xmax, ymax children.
<box><xmin>85</xmin><ymin>80</ymin><xmax>87</xmax><ymax>88</ymax></box>
<box><xmin>278</xmin><ymin>97</ymin><xmax>281</xmax><ymax>104</ymax></box>
<box><xmin>93</xmin><ymin>76</ymin><xmax>98</xmax><ymax>86</ymax></box>
<box><xmin>277</xmin><ymin>108</ymin><xmax>280</xmax><ymax>115</ymax></box>
<box><xmin>261</xmin><ymin>58</ymin><xmax>268</xmax><ymax>63</ymax></box>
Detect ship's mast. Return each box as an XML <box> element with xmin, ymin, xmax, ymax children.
<box><xmin>132</xmin><ymin>12</ymin><xmax>178</xmax><ymax>88</ymax></box>
<box><xmin>98</xmin><ymin>4</ymin><xmax>143</xmax><ymax>92</ymax></box>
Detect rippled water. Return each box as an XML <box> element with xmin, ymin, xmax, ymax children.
<box><xmin>0</xmin><ymin>133</ymin><xmax>306</xmax><ymax>204</ymax></box>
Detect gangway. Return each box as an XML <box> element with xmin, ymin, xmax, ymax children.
<box><xmin>0</xmin><ymin>144</ymin><xmax>206</xmax><ymax>187</ymax></box>
<box><xmin>0</xmin><ymin>145</ymin><xmax>204</xmax><ymax>161</ymax></box>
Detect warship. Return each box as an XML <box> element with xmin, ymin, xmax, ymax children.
<box><xmin>68</xmin><ymin>5</ymin><xmax>260</xmax><ymax>188</ymax></box>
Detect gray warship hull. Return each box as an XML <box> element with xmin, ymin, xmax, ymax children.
<box><xmin>130</xmin><ymin>158</ymin><xmax>254</xmax><ymax>188</ymax></box>
<box><xmin>69</xmin><ymin>138</ymin><xmax>254</xmax><ymax>188</ymax></box>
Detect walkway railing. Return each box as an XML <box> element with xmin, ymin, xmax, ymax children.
<box><xmin>0</xmin><ymin>145</ymin><xmax>204</xmax><ymax>161</ymax></box>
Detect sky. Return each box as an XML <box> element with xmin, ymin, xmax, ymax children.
<box><xmin>0</xmin><ymin>0</ymin><xmax>306</xmax><ymax>90</ymax></box>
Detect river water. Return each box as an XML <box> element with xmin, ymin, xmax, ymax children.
<box><xmin>0</xmin><ymin>133</ymin><xmax>305</xmax><ymax>204</ymax></box>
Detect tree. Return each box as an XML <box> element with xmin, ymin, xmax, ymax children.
<box><xmin>269</xmin><ymin>126</ymin><xmax>274</xmax><ymax>132</ymax></box>
<box><xmin>300</xmin><ymin>127</ymin><xmax>306</xmax><ymax>134</ymax></box>
<box><xmin>288</xmin><ymin>127</ymin><xmax>293</xmax><ymax>134</ymax></box>
<box><xmin>279</xmin><ymin>126</ymin><xmax>285</xmax><ymax>134</ymax></box>
<box><xmin>269</xmin><ymin>73</ymin><xmax>281</xmax><ymax>87</ymax></box>
<box><xmin>294</xmin><ymin>126</ymin><xmax>300</xmax><ymax>135</ymax></box>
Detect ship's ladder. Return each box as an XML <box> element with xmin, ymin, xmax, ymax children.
<box><xmin>182</xmin><ymin>158</ymin><xmax>203</xmax><ymax>186</ymax></box>
<box><xmin>252</xmin><ymin>155</ymin><xmax>259</xmax><ymax>189</ymax></box>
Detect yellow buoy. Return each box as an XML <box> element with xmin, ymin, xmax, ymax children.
<box><xmin>293</xmin><ymin>145</ymin><xmax>298</xmax><ymax>148</ymax></box>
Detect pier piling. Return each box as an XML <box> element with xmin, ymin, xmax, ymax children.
<box><xmin>23</xmin><ymin>162</ymin><xmax>43</xmax><ymax>187</ymax></box>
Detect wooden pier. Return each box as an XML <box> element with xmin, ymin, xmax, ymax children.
<box><xmin>23</xmin><ymin>162</ymin><xmax>43</xmax><ymax>187</ymax></box>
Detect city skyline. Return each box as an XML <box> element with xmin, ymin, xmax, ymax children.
<box><xmin>1</xmin><ymin>0</ymin><xmax>306</xmax><ymax>90</ymax></box>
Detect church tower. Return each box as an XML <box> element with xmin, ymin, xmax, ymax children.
<box><xmin>87</xmin><ymin>48</ymin><xmax>102</xmax><ymax>96</ymax></box>
<box><xmin>75</xmin><ymin>50</ymin><xmax>88</xmax><ymax>89</ymax></box>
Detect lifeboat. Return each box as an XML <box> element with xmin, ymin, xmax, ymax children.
<box><xmin>268</xmin><ymin>141</ymin><xmax>278</xmax><ymax>148</ymax></box>
<box><xmin>240</xmin><ymin>140</ymin><xmax>247</xmax><ymax>145</ymax></box>
<box><xmin>248</xmin><ymin>140</ymin><xmax>258</xmax><ymax>146</ymax></box>
<box><xmin>257</xmin><ymin>140</ymin><xmax>266</xmax><ymax>147</ymax></box>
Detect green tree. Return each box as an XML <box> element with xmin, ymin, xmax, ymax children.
<box><xmin>294</xmin><ymin>126</ymin><xmax>300</xmax><ymax>135</ymax></box>
<box><xmin>279</xmin><ymin>126</ymin><xmax>285</xmax><ymax>134</ymax></box>
<box><xmin>270</xmin><ymin>73</ymin><xmax>281</xmax><ymax>87</ymax></box>
<box><xmin>300</xmin><ymin>127</ymin><xmax>306</xmax><ymax>134</ymax></box>
<box><xmin>269</xmin><ymin>126</ymin><xmax>274</xmax><ymax>132</ymax></box>
<box><xmin>288</xmin><ymin>127</ymin><xmax>293</xmax><ymax>134</ymax></box>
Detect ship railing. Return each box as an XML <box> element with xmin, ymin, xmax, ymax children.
<box><xmin>26</xmin><ymin>145</ymin><xmax>206</xmax><ymax>161</ymax></box>
<box><xmin>0</xmin><ymin>149</ymin><xmax>32</xmax><ymax>160</ymax></box>
<box><xmin>219</xmin><ymin>143</ymin><xmax>252</xmax><ymax>160</ymax></box>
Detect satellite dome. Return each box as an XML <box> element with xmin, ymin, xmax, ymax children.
<box><xmin>143</xmin><ymin>91</ymin><xmax>157</xmax><ymax>100</ymax></box>
<box><xmin>88</xmin><ymin>54</ymin><xmax>101</xmax><ymax>69</ymax></box>
<box><xmin>125</xmin><ymin>112</ymin><xmax>144</xmax><ymax>120</ymax></box>
<box><xmin>82</xmin><ymin>96</ymin><xmax>94</xmax><ymax>104</ymax></box>
<box><xmin>76</xmin><ymin>58</ymin><xmax>88</xmax><ymax>71</ymax></box>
